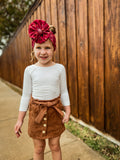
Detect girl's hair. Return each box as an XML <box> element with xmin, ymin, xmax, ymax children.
<box><xmin>49</xmin><ymin>25</ymin><xmax>56</xmax><ymax>34</ymax></box>
<box><xmin>30</xmin><ymin>50</ymin><xmax>36</xmax><ymax>64</ymax></box>
<box><xmin>30</xmin><ymin>25</ymin><xmax>56</xmax><ymax>64</ymax></box>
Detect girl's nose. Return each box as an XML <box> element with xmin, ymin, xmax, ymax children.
<box><xmin>40</xmin><ymin>49</ymin><xmax>46</xmax><ymax>54</ymax></box>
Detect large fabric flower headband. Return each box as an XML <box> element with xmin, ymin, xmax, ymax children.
<box><xmin>28</xmin><ymin>19</ymin><xmax>56</xmax><ymax>51</ymax></box>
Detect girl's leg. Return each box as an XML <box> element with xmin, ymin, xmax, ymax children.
<box><xmin>32</xmin><ymin>138</ymin><xmax>46</xmax><ymax>160</ymax></box>
<box><xmin>48</xmin><ymin>135</ymin><xmax>62</xmax><ymax>160</ymax></box>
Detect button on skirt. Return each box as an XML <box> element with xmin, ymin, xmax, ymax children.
<box><xmin>28</xmin><ymin>95</ymin><xmax>65</xmax><ymax>139</ymax></box>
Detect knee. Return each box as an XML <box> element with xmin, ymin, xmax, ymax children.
<box><xmin>34</xmin><ymin>145</ymin><xmax>46</xmax><ymax>154</ymax></box>
<box><xmin>49</xmin><ymin>143</ymin><xmax>60</xmax><ymax>152</ymax></box>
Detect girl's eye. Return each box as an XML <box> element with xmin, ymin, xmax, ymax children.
<box><xmin>44</xmin><ymin>47</ymin><xmax>50</xmax><ymax>49</ymax></box>
<box><xmin>36</xmin><ymin>47</ymin><xmax>50</xmax><ymax>49</ymax></box>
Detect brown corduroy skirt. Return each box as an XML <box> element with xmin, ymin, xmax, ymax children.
<box><xmin>28</xmin><ymin>95</ymin><xmax>65</xmax><ymax>140</ymax></box>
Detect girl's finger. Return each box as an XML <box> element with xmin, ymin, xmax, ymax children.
<box><xmin>14</xmin><ymin>125</ymin><xmax>17</xmax><ymax>131</ymax></box>
<box><xmin>15</xmin><ymin>129</ymin><xmax>18</xmax><ymax>133</ymax></box>
<box><xmin>16</xmin><ymin>132</ymin><xmax>20</xmax><ymax>138</ymax></box>
<box><xmin>19</xmin><ymin>129</ymin><xmax>22</xmax><ymax>133</ymax></box>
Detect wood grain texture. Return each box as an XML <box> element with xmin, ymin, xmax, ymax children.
<box><xmin>88</xmin><ymin>0</ymin><xmax>104</xmax><ymax>131</ymax></box>
<box><xmin>65</xmin><ymin>0</ymin><xmax>78</xmax><ymax>117</ymax></box>
<box><xmin>45</xmin><ymin>0</ymin><xmax>51</xmax><ymax>24</ymax></box>
<box><xmin>105</xmin><ymin>0</ymin><xmax>120</xmax><ymax>140</ymax></box>
<box><xmin>37</xmin><ymin>5</ymin><xmax>41</xmax><ymax>19</ymax></box>
<box><xmin>76</xmin><ymin>0</ymin><xmax>89</xmax><ymax>123</ymax></box>
<box><xmin>57</xmin><ymin>0</ymin><xmax>67</xmax><ymax>67</ymax></box>
<box><xmin>33</xmin><ymin>9</ymin><xmax>36</xmax><ymax>20</ymax></box>
<box><xmin>40</xmin><ymin>0</ymin><xmax>46</xmax><ymax>20</ymax></box>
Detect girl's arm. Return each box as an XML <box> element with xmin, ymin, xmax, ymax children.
<box><xmin>60</xmin><ymin>65</ymin><xmax>71</xmax><ymax>116</ymax></box>
<box><xmin>17</xmin><ymin>111</ymin><xmax>27</xmax><ymax>122</ymax></box>
<box><xmin>19</xmin><ymin>66</ymin><xmax>32</xmax><ymax>113</ymax></box>
<box><xmin>14</xmin><ymin>67</ymin><xmax>32</xmax><ymax>137</ymax></box>
<box><xmin>64</xmin><ymin>105</ymin><xmax>71</xmax><ymax>116</ymax></box>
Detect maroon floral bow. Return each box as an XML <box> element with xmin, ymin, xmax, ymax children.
<box><xmin>28</xmin><ymin>19</ymin><xmax>56</xmax><ymax>51</ymax></box>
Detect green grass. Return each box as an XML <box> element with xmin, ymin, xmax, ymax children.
<box><xmin>65</xmin><ymin>119</ymin><xmax>120</xmax><ymax>160</ymax></box>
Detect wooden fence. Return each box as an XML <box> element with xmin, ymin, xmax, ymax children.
<box><xmin>0</xmin><ymin>0</ymin><xmax>120</xmax><ymax>141</ymax></box>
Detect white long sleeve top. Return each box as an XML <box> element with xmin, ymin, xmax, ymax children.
<box><xmin>19</xmin><ymin>63</ymin><xmax>70</xmax><ymax>111</ymax></box>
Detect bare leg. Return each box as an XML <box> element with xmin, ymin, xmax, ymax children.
<box><xmin>48</xmin><ymin>135</ymin><xmax>62</xmax><ymax>160</ymax></box>
<box><xmin>32</xmin><ymin>138</ymin><xmax>46</xmax><ymax>160</ymax></box>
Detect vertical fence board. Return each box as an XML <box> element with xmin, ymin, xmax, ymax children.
<box><xmin>88</xmin><ymin>0</ymin><xmax>104</xmax><ymax>131</ymax></box>
<box><xmin>29</xmin><ymin>18</ymin><xmax>32</xmax><ymax>54</ymax></box>
<box><xmin>45</xmin><ymin>0</ymin><xmax>51</xmax><ymax>24</ymax></box>
<box><xmin>31</xmin><ymin>13</ymin><xmax>34</xmax><ymax>23</ymax></box>
<box><xmin>37</xmin><ymin>5</ymin><xmax>41</xmax><ymax>19</ymax></box>
<box><xmin>14</xmin><ymin>35</ymin><xmax>21</xmax><ymax>87</ymax></box>
<box><xmin>33</xmin><ymin>10</ymin><xmax>35</xmax><ymax>20</ymax></box>
<box><xmin>105</xmin><ymin>0</ymin><xmax>120</xmax><ymax>140</ymax></box>
<box><xmin>8</xmin><ymin>47</ymin><xmax>11</xmax><ymax>83</ymax></box>
<box><xmin>35</xmin><ymin>8</ymin><xmax>38</xmax><ymax>19</ymax></box>
<box><xmin>24</xmin><ymin>23</ymin><xmax>27</xmax><ymax>65</ymax></box>
<box><xmin>19</xmin><ymin>26</ymin><xmax>25</xmax><ymax>86</ymax></box>
<box><xmin>10</xmin><ymin>45</ymin><xmax>14</xmax><ymax>84</ymax></box>
<box><xmin>57</xmin><ymin>0</ymin><xmax>67</xmax><ymax>66</ymax></box>
<box><xmin>23</xmin><ymin>24</ymin><xmax>27</xmax><ymax>66</ymax></box>
<box><xmin>66</xmin><ymin>0</ymin><xmax>78</xmax><ymax>117</ymax></box>
<box><xmin>2</xmin><ymin>52</ymin><xmax>5</xmax><ymax>80</ymax></box>
<box><xmin>40</xmin><ymin>0</ymin><xmax>45</xmax><ymax>20</ymax></box>
<box><xmin>5</xmin><ymin>48</ymin><xmax>9</xmax><ymax>82</ymax></box>
<box><xmin>76</xmin><ymin>0</ymin><xmax>89</xmax><ymax>123</ymax></box>
<box><xmin>26</xmin><ymin>20</ymin><xmax>31</xmax><ymax>65</ymax></box>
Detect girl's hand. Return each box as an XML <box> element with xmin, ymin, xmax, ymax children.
<box><xmin>14</xmin><ymin>120</ymin><xmax>23</xmax><ymax>138</ymax></box>
<box><xmin>62</xmin><ymin>113</ymin><xmax>70</xmax><ymax>124</ymax></box>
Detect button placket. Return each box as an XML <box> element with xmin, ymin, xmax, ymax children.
<box><xmin>42</xmin><ymin>110</ymin><xmax>47</xmax><ymax>134</ymax></box>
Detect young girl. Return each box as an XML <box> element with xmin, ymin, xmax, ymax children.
<box><xmin>14</xmin><ymin>19</ymin><xmax>71</xmax><ymax>160</ymax></box>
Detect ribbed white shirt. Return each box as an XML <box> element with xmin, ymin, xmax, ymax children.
<box><xmin>19</xmin><ymin>63</ymin><xmax>70</xmax><ymax>111</ymax></box>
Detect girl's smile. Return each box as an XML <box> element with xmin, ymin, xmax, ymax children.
<box><xmin>40</xmin><ymin>56</ymin><xmax>48</xmax><ymax>60</ymax></box>
<box><xmin>39</xmin><ymin>55</ymin><xmax>49</xmax><ymax>58</ymax></box>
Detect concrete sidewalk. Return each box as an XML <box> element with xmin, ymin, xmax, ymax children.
<box><xmin>0</xmin><ymin>79</ymin><xmax>105</xmax><ymax>160</ymax></box>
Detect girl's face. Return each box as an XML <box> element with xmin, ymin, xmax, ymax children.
<box><xmin>33</xmin><ymin>39</ymin><xmax>54</xmax><ymax>65</ymax></box>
